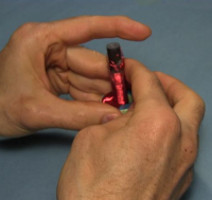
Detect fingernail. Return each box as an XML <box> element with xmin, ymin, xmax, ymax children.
<box><xmin>101</xmin><ymin>113</ymin><xmax>119</xmax><ymax>124</ymax></box>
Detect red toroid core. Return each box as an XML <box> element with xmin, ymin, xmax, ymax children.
<box><xmin>102</xmin><ymin>42</ymin><xmax>128</xmax><ymax>107</ymax></box>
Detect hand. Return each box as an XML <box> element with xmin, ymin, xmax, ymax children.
<box><xmin>0</xmin><ymin>16</ymin><xmax>151</xmax><ymax>137</ymax></box>
<box><xmin>57</xmin><ymin>59</ymin><xmax>205</xmax><ymax>200</ymax></box>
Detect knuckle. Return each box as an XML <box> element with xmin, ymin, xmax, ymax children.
<box><xmin>72</xmin><ymin>126</ymin><xmax>107</xmax><ymax>155</ymax></box>
<box><xmin>187</xmin><ymin>92</ymin><xmax>206</xmax><ymax>130</ymax></box>
<box><xmin>74</xmin><ymin>126</ymin><xmax>94</xmax><ymax>143</ymax></box>
<box><xmin>193</xmin><ymin>93</ymin><xmax>205</xmax><ymax>119</ymax></box>
<box><xmin>152</xmin><ymin>108</ymin><xmax>181</xmax><ymax>138</ymax></box>
<box><xmin>18</xmin><ymin>22</ymin><xmax>38</xmax><ymax>32</ymax></box>
<box><xmin>6</xmin><ymin>95</ymin><xmax>39</xmax><ymax>131</ymax></box>
<box><xmin>5</xmin><ymin>96</ymin><xmax>36</xmax><ymax>129</ymax></box>
<box><xmin>131</xmin><ymin>108</ymin><xmax>181</xmax><ymax>148</ymax></box>
<box><xmin>73</xmin><ymin>125</ymin><xmax>105</xmax><ymax>149</ymax></box>
<box><xmin>189</xmin><ymin>91</ymin><xmax>205</xmax><ymax>111</ymax></box>
<box><xmin>11</xmin><ymin>22</ymin><xmax>37</xmax><ymax>40</ymax></box>
<box><xmin>9</xmin><ymin>22</ymin><xmax>48</xmax><ymax>46</ymax></box>
<box><xmin>18</xmin><ymin>97</ymin><xmax>40</xmax><ymax>129</ymax></box>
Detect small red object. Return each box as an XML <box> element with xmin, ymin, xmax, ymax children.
<box><xmin>102</xmin><ymin>42</ymin><xmax>128</xmax><ymax>108</ymax></box>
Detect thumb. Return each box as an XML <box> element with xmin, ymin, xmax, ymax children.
<box><xmin>27</xmin><ymin>94</ymin><xmax>121</xmax><ymax>130</ymax></box>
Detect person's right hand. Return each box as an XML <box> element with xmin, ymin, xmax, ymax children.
<box><xmin>57</xmin><ymin>59</ymin><xmax>205</xmax><ymax>200</ymax></box>
<box><xmin>0</xmin><ymin>16</ymin><xmax>151</xmax><ymax>137</ymax></box>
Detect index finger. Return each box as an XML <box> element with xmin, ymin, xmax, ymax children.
<box><xmin>154</xmin><ymin>71</ymin><xmax>205</xmax><ymax>131</ymax></box>
<box><xmin>48</xmin><ymin>15</ymin><xmax>152</xmax><ymax>44</ymax></box>
<box><xmin>125</xmin><ymin>59</ymin><xmax>169</xmax><ymax>108</ymax></box>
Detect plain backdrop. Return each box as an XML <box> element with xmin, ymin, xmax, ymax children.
<box><xmin>0</xmin><ymin>0</ymin><xmax>212</xmax><ymax>199</ymax></box>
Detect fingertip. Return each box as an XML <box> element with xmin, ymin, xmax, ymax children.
<box><xmin>115</xmin><ymin>16</ymin><xmax>152</xmax><ymax>40</ymax></box>
<box><xmin>134</xmin><ymin>22</ymin><xmax>152</xmax><ymax>40</ymax></box>
<box><xmin>124</xmin><ymin>58</ymin><xmax>147</xmax><ymax>82</ymax></box>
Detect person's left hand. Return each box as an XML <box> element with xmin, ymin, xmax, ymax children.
<box><xmin>0</xmin><ymin>16</ymin><xmax>151</xmax><ymax>137</ymax></box>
